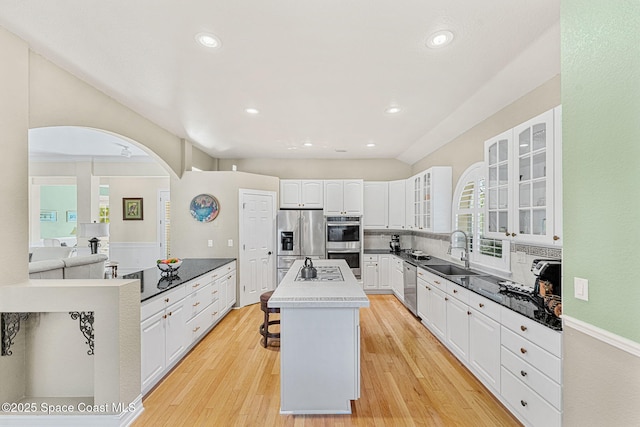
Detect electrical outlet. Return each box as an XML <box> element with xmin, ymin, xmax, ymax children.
<box><xmin>227</xmin><ymin>239</ymin><xmax>233</xmax><ymax>247</ymax></box>
<box><xmin>207</xmin><ymin>239</ymin><xmax>213</xmax><ymax>247</ymax></box>
<box><xmin>574</xmin><ymin>277</ymin><xmax>589</xmax><ymax>301</ymax></box>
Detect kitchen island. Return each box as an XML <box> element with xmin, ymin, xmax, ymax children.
<box><xmin>269</xmin><ymin>259</ymin><xmax>369</xmax><ymax>414</ymax></box>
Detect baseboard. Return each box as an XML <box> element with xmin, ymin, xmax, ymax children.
<box><xmin>563</xmin><ymin>315</ymin><xmax>640</xmax><ymax>358</ymax></box>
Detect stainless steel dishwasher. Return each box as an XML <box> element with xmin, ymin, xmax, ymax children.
<box><xmin>403</xmin><ymin>261</ymin><xmax>418</xmax><ymax>316</ymax></box>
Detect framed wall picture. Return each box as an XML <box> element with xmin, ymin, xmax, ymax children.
<box><xmin>40</xmin><ymin>210</ymin><xmax>58</xmax><ymax>222</ymax></box>
<box><xmin>66</xmin><ymin>210</ymin><xmax>77</xmax><ymax>222</ymax></box>
<box><xmin>123</xmin><ymin>198</ymin><xmax>144</xmax><ymax>220</ymax></box>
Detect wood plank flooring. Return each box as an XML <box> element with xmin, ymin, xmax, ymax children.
<box><xmin>133</xmin><ymin>295</ymin><xmax>520</xmax><ymax>427</ymax></box>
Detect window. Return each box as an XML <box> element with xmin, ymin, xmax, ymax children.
<box><xmin>453</xmin><ymin>162</ymin><xmax>510</xmax><ymax>273</ymax></box>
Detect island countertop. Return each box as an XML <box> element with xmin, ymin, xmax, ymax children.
<box><xmin>269</xmin><ymin>259</ymin><xmax>369</xmax><ymax>309</ymax></box>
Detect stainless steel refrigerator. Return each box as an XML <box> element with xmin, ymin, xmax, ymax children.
<box><xmin>276</xmin><ymin>210</ymin><xmax>325</xmax><ymax>284</ymax></box>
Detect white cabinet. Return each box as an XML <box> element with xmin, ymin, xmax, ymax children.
<box><xmin>388</xmin><ymin>180</ymin><xmax>406</xmax><ymax>230</ymax></box>
<box><xmin>445</xmin><ymin>295</ymin><xmax>470</xmax><ymax>362</ymax></box>
<box><xmin>468</xmin><ymin>308</ymin><xmax>501</xmax><ymax>393</ymax></box>
<box><xmin>280</xmin><ymin>180</ymin><xmax>323</xmax><ymax>209</ymax></box>
<box><xmin>363</xmin><ymin>182</ymin><xmax>388</xmax><ymax>229</ymax></box>
<box><xmin>391</xmin><ymin>256</ymin><xmax>404</xmax><ymax>300</ymax></box>
<box><xmin>406</xmin><ymin>167</ymin><xmax>452</xmax><ymax>232</ymax></box>
<box><xmin>485</xmin><ymin>107</ymin><xmax>562</xmax><ymax>245</ymax></box>
<box><xmin>363</xmin><ymin>254</ymin><xmax>391</xmax><ymax>291</ymax></box>
<box><xmin>417</xmin><ymin>276</ymin><xmax>431</xmax><ymax>324</ymax></box>
<box><xmin>324</xmin><ymin>180</ymin><xmax>363</xmax><ymax>215</ymax></box>
<box><xmin>224</xmin><ymin>270</ymin><xmax>237</xmax><ymax>310</ymax></box>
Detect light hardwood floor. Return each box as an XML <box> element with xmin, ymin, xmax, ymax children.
<box><xmin>134</xmin><ymin>295</ymin><xmax>520</xmax><ymax>427</ymax></box>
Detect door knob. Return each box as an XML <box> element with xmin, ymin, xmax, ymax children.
<box><xmin>268</xmin><ymin>251</ymin><xmax>272</xmax><ymax>255</ymax></box>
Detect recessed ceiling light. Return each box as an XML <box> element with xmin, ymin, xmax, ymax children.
<box><xmin>366</xmin><ymin>143</ymin><xmax>376</xmax><ymax>148</ymax></box>
<box><xmin>245</xmin><ymin>107</ymin><xmax>260</xmax><ymax>115</ymax></box>
<box><xmin>303</xmin><ymin>142</ymin><xmax>313</xmax><ymax>147</ymax></box>
<box><xmin>385</xmin><ymin>106</ymin><xmax>402</xmax><ymax>114</ymax></box>
<box><xmin>195</xmin><ymin>32</ymin><xmax>221</xmax><ymax>49</ymax></box>
<box><xmin>426</xmin><ymin>30</ymin><xmax>454</xmax><ymax>48</ymax></box>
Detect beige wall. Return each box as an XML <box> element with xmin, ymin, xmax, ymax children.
<box><xmin>218</xmin><ymin>158</ymin><xmax>411</xmax><ymax>180</ymax></box>
<box><xmin>105</xmin><ymin>177</ymin><xmax>169</xmax><ymax>243</ymax></box>
<box><xmin>192</xmin><ymin>146</ymin><xmax>219</xmax><ymax>171</ymax></box>
<box><xmin>412</xmin><ymin>76</ymin><xmax>561</xmax><ymax>186</ymax></box>
<box><xmin>170</xmin><ymin>171</ymin><xmax>279</xmax><ymax>260</ymax></box>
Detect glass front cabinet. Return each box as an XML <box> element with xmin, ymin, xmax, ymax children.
<box><xmin>407</xmin><ymin>166</ymin><xmax>452</xmax><ymax>233</ymax></box>
<box><xmin>484</xmin><ymin>107</ymin><xmax>562</xmax><ymax>245</ymax></box>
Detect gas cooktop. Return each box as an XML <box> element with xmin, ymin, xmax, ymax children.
<box><xmin>295</xmin><ymin>266</ymin><xmax>344</xmax><ymax>282</ymax></box>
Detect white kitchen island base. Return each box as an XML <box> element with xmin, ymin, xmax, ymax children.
<box><xmin>269</xmin><ymin>259</ymin><xmax>369</xmax><ymax>415</ymax></box>
<box><xmin>280</xmin><ymin>307</ymin><xmax>360</xmax><ymax>414</ymax></box>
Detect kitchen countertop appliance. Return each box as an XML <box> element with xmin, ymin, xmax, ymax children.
<box><xmin>277</xmin><ymin>210</ymin><xmax>325</xmax><ymax>284</ymax></box>
<box><xmin>389</xmin><ymin>234</ymin><xmax>401</xmax><ymax>253</ymax></box>
<box><xmin>531</xmin><ymin>258</ymin><xmax>562</xmax><ymax>317</ymax></box>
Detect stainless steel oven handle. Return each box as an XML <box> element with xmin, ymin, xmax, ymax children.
<box><xmin>327</xmin><ymin>222</ymin><xmax>361</xmax><ymax>226</ymax></box>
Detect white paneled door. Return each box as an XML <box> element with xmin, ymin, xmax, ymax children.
<box><xmin>239</xmin><ymin>190</ymin><xmax>276</xmax><ymax>307</ymax></box>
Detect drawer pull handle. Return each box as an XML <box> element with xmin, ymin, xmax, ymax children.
<box><xmin>520</xmin><ymin>370</ymin><xmax>527</xmax><ymax>377</ymax></box>
<box><xmin>479</xmin><ymin>303</ymin><xmax>484</xmax><ymax>308</ymax></box>
<box><xmin>193</xmin><ymin>302</ymin><xmax>200</xmax><ymax>307</ymax></box>
<box><xmin>193</xmin><ymin>283</ymin><xmax>201</xmax><ymax>288</ymax></box>
<box><xmin>228</xmin><ymin>276</ymin><xmax>232</xmax><ymax>279</ymax></box>
<box><xmin>212</xmin><ymin>290</ymin><xmax>218</xmax><ymax>294</ymax></box>
<box><xmin>434</xmin><ymin>280</ymin><xmax>441</xmax><ymax>285</ymax></box>
<box><xmin>520</xmin><ymin>400</ymin><xmax>527</xmax><ymax>407</ymax></box>
<box><xmin>193</xmin><ymin>326</ymin><xmax>200</xmax><ymax>332</ymax></box>
<box><xmin>164</xmin><ymin>298</ymin><xmax>170</xmax><ymax>303</ymax></box>
<box><xmin>520</xmin><ymin>347</ymin><xmax>527</xmax><ymax>354</ymax></box>
<box><xmin>520</xmin><ymin>325</ymin><xmax>527</xmax><ymax>332</ymax></box>
<box><xmin>418</xmin><ymin>272</ymin><xmax>423</xmax><ymax>276</ymax></box>
<box><xmin>213</xmin><ymin>311</ymin><xmax>218</xmax><ymax>316</ymax></box>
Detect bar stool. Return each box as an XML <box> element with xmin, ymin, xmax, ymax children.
<box><xmin>259</xmin><ymin>291</ymin><xmax>280</xmax><ymax>348</ymax></box>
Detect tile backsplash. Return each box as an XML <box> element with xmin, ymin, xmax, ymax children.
<box><xmin>364</xmin><ymin>231</ymin><xmax>562</xmax><ymax>288</ymax></box>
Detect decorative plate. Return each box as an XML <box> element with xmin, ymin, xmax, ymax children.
<box><xmin>190</xmin><ymin>194</ymin><xmax>220</xmax><ymax>223</ymax></box>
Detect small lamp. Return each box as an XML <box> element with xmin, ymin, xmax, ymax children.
<box><xmin>78</xmin><ymin>222</ymin><xmax>110</xmax><ymax>254</ymax></box>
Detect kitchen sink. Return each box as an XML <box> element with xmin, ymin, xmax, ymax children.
<box><xmin>426</xmin><ymin>264</ymin><xmax>480</xmax><ymax>276</ymax></box>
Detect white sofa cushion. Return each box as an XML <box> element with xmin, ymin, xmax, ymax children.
<box><xmin>63</xmin><ymin>254</ymin><xmax>108</xmax><ymax>279</ymax></box>
<box><xmin>28</xmin><ymin>259</ymin><xmax>65</xmax><ymax>279</ymax></box>
<box><xmin>30</xmin><ymin>247</ymin><xmax>74</xmax><ymax>262</ymax></box>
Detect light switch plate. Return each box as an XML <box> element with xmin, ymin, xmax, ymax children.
<box><xmin>574</xmin><ymin>277</ymin><xmax>589</xmax><ymax>301</ymax></box>
<box><xmin>207</xmin><ymin>239</ymin><xmax>213</xmax><ymax>247</ymax></box>
<box><xmin>227</xmin><ymin>239</ymin><xmax>233</xmax><ymax>247</ymax></box>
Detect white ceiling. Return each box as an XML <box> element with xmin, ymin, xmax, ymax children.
<box><xmin>1</xmin><ymin>1</ymin><xmax>560</xmax><ymax>164</ymax></box>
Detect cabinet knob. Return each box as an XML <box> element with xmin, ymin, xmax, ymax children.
<box><xmin>520</xmin><ymin>325</ymin><xmax>527</xmax><ymax>332</ymax></box>
<box><xmin>520</xmin><ymin>370</ymin><xmax>527</xmax><ymax>377</ymax></box>
<box><xmin>467</xmin><ymin>311</ymin><xmax>471</xmax><ymax>315</ymax></box>
<box><xmin>445</xmin><ymin>297</ymin><xmax>449</xmax><ymax>301</ymax></box>
<box><xmin>479</xmin><ymin>303</ymin><xmax>484</xmax><ymax>308</ymax></box>
<box><xmin>164</xmin><ymin>298</ymin><xmax>169</xmax><ymax>303</ymax></box>
<box><xmin>553</xmin><ymin>235</ymin><xmax>560</xmax><ymax>241</ymax></box>
<box><xmin>520</xmin><ymin>347</ymin><xmax>527</xmax><ymax>354</ymax></box>
<box><xmin>505</xmin><ymin>231</ymin><xmax>510</xmax><ymax>237</ymax></box>
<box><xmin>193</xmin><ymin>326</ymin><xmax>200</xmax><ymax>332</ymax></box>
<box><xmin>453</xmin><ymin>289</ymin><xmax>458</xmax><ymax>294</ymax></box>
<box><xmin>168</xmin><ymin>311</ymin><xmax>173</xmax><ymax>316</ymax></box>
<box><xmin>162</xmin><ymin>314</ymin><xmax>167</xmax><ymax>319</ymax></box>
<box><xmin>520</xmin><ymin>400</ymin><xmax>527</xmax><ymax>407</ymax></box>
<box><xmin>511</xmin><ymin>233</ymin><xmax>517</xmax><ymax>237</ymax></box>
<box><xmin>427</xmin><ymin>286</ymin><xmax>431</xmax><ymax>290</ymax></box>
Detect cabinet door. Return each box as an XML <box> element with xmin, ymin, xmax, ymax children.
<box><xmin>392</xmin><ymin>265</ymin><xmax>404</xmax><ymax>300</ymax></box>
<box><xmin>300</xmin><ymin>180</ymin><xmax>323</xmax><ymax>208</ymax></box>
<box><xmin>421</xmin><ymin>170</ymin><xmax>432</xmax><ymax>230</ymax></box>
<box><xmin>280</xmin><ymin>180</ymin><xmax>302</xmax><ymax>208</ymax></box>
<box><xmin>469</xmin><ymin>309</ymin><xmax>501</xmax><ymax>393</ymax></box>
<box><xmin>417</xmin><ymin>278</ymin><xmax>429</xmax><ymax>322</ymax></box>
<box><xmin>378</xmin><ymin>255</ymin><xmax>391</xmax><ymax>289</ymax></box>
<box><xmin>324</xmin><ymin>180</ymin><xmax>344</xmax><ymax>215</ymax></box>
<box><xmin>363</xmin><ymin>181</ymin><xmax>388</xmax><ymax>228</ymax></box>
<box><xmin>446</xmin><ymin>296</ymin><xmax>470</xmax><ymax>362</ymax></box>
<box><xmin>164</xmin><ymin>299</ymin><xmax>187</xmax><ymax>366</ymax></box>
<box><xmin>485</xmin><ymin>129</ymin><xmax>513</xmax><ymax>239</ymax></box>
<box><xmin>388</xmin><ymin>180</ymin><xmax>406</xmax><ymax>230</ymax></box>
<box><xmin>552</xmin><ymin>106</ymin><xmax>562</xmax><ymax>245</ymax></box>
<box><xmin>512</xmin><ymin>109</ymin><xmax>555</xmax><ymax>244</ymax></box>
<box><xmin>405</xmin><ymin>178</ymin><xmax>414</xmax><ymax>230</ymax></box>
<box><xmin>412</xmin><ymin>175</ymin><xmax>422</xmax><ymax>229</ymax></box>
<box><xmin>343</xmin><ymin>180</ymin><xmax>363</xmax><ymax>215</ymax></box>
<box><xmin>363</xmin><ymin>261</ymin><xmax>378</xmax><ymax>290</ymax></box>
<box><xmin>226</xmin><ymin>271</ymin><xmax>237</xmax><ymax>310</ymax></box>
<box><xmin>430</xmin><ymin>286</ymin><xmax>447</xmax><ymax>340</ymax></box>
<box><xmin>140</xmin><ymin>310</ymin><xmax>166</xmax><ymax>391</ymax></box>
<box><xmin>216</xmin><ymin>276</ymin><xmax>227</xmax><ymax>313</ymax></box>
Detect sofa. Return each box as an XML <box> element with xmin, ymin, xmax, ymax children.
<box><xmin>29</xmin><ymin>254</ymin><xmax>109</xmax><ymax>279</ymax></box>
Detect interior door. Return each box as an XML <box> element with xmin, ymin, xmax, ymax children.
<box><xmin>240</xmin><ymin>190</ymin><xmax>276</xmax><ymax>307</ymax></box>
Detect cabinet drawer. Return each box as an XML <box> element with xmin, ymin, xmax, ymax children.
<box><xmin>501</xmin><ymin>346</ymin><xmax>561</xmax><ymax>409</ymax></box>
<box><xmin>186</xmin><ymin>303</ymin><xmax>214</xmax><ymax>344</ymax></box>
<box><xmin>210</xmin><ymin>281</ymin><xmax>221</xmax><ymax>305</ymax></box>
<box><xmin>468</xmin><ymin>292</ymin><xmax>501</xmax><ymax>322</ymax></box>
<box><xmin>141</xmin><ymin>285</ymin><xmax>186</xmax><ymax>321</ymax></box>
<box><xmin>501</xmin><ymin>327</ymin><xmax>561</xmax><ymax>383</ymax></box>
<box><xmin>185</xmin><ymin>276</ymin><xmax>209</xmax><ymax>295</ymax></box>
<box><xmin>446</xmin><ymin>282</ymin><xmax>470</xmax><ymax>305</ymax></box>
<box><xmin>392</xmin><ymin>257</ymin><xmax>403</xmax><ymax>270</ymax></box>
<box><xmin>364</xmin><ymin>254</ymin><xmax>378</xmax><ymax>262</ymax></box>
<box><xmin>224</xmin><ymin>260</ymin><xmax>237</xmax><ymax>273</ymax></box>
<box><xmin>418</xmin><ymin>268</ymin><xmax>447</xmax><ymax>292</ymax></box>
<box><xmin>501</xmin><ymin>307</ymin><xmax>561</xmax><ymax>357</ymax></box>
<box><xmin>501</xmin><ymin>368</ymin><xmax>561</xmax><ymax>427</ymax></box>
<box><xmin>188</xmin><ymin>283</ymin><xmax>212</xmax><ymax>319</ymax></box>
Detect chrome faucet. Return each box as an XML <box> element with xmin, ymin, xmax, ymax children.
<box><xmin>450</xmin><ymin>230</ymin><xmax>470</xmax><ymax>269</ymax></box>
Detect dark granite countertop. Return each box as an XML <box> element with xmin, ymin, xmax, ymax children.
<box><xmin>124</xmin><ymin>258</ymin><xmax>236</xmax><ymax>303</ymax></box>
<box><xmin>364</xmin><ymin>249</ymin><xmax>561</xmax><ymax>331</ymax></box>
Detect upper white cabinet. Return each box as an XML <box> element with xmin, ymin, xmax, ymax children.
<box><xmin>388</xmin><ymin>180</ymin><xmax>406</xmax><ymax>230</ymax></box>
<box><xmin>363</xmin><ymin>182</ymin><xmax>388</xmax><ymax>229</ymax></box>
<box><xmin>407</xmin><ymin>167</ymin><xmax>452</xmax><ymax>233</ymax></box>
<box><xmin>484</xmin><ymin>107</ymin><xmax>562</xmax><ymax>245</ymax></box>
<box><xmin>324</xmin><ymin>180</ymin><xmax>363</xmax><ymax>215</ymax></box>
<box><xmin>280</xmin><ymin>180</ymin><xmax>324</xmax><ymax>209</ymax></box>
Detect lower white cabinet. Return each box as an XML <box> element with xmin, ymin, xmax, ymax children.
<box><xmin>363</xmin><ymin>254</ymin><xmax>391</xmax><ymax>292</ymax></box>
<box><xmin>140</xmin><ymin>261</ymin><xmax>237</xmax><ymax>395</ymax></box>
<box><xmin>415</xmin><ymin>266</ymin><xmax>562</xmax><ymax>427</ymax></box>
<box><xmin>391</xmin><ymin>256</ymin><xmax>404</xmax><ymax>300</ymax></box>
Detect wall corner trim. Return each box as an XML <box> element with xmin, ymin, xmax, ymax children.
<box><xmin>563</xmin><ymin>315</ymin><xmax>640</xmax><ymax>358</ymax></box>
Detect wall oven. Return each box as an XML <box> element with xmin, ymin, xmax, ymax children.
<box><xmin>326</xmin><ymin>216</ymin><xmax>361</xmax><ymax>278</ymax></box>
